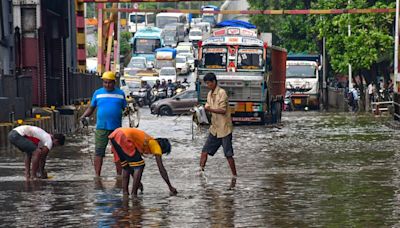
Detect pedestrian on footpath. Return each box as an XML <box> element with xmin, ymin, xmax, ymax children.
<box><xmin>8</xmin><ymin>125</ymin><xmax>65</xmax><ymax>180</ymax></box>
<box><xmin>199</xmin><ymin>72</ymin><xmax>237</xmax><ymax>178</ymax></box>
<box><xmin>80</xmin><ymin>71</ymin><xmax>127</xmax><ymax>177</ymax></box>
<box><xmin>108</xmin><ymin>127</ymin><xmax>177</xmax><ymax>196</ymax></box>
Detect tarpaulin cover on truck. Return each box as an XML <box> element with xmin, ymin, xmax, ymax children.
<box><xmin>287</xmin><ymin>54</ymin><xmax>320</xmax><ymax>62</ymax></box>
<box><xmin>215</xmin><ymin>20</ymin><xmax>257</xmax><ymax>29</ymax></box>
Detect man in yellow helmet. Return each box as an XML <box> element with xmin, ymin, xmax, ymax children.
<box><xmin>80</xmin><ymin>71</ymin><xmax>127</xmax><ymax>177</ymax></box>
<box><xmin>108</xmin><ymin>127</ymin><xmax>177</xmax><ymax>196</ymax></box>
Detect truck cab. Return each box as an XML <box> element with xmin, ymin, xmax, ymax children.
<box><xmin>286</xmin><ymin>55</ymin><xmax>321</xmax><ymax>109</ymax></box>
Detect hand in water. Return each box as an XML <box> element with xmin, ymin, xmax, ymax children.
<box><xmin>169</xmin><ymin>186</ymin><xmax>178</xmax><ymax>196</ymax></box>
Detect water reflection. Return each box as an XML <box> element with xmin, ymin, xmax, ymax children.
<box><xmin>0</xmin><ymin>111</ymin><xmax>399</xmax><ymax>226</ymax></box>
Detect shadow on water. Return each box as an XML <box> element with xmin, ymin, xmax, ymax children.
<box><xmin>0</xmin><ymin>109</ymin><xmax>399</xmax><ymax>226</ymax></box>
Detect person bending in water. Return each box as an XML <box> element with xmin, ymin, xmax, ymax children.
<box><xmin>108</xmin><ymin>127</ymin><xmax>177</xmax><ymax>196</ymax></box>
<box><xmin>8</xmin><ymin>125</ymin><xmax>65</xmax><ymax>180</ymax></box>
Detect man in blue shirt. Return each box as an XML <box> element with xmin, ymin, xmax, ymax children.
<box><xmin>80</xmin><ymin>71</ymin><xmax>127</xmax><ymax>177</ymax></box>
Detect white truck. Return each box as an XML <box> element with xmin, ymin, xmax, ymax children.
<box><xmin>286</xmin><ymin>55</ymin><xmax>322</xmax><ymax>109</ymax></box>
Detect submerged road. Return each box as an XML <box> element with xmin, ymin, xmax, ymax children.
<box><xmin>0</xmin><ymin>110</ymin><xmax>399</xmax><ymax>226</ymax></box>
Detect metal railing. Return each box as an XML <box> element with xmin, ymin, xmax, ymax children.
<box><xmin>66</xmin><ymin>70</ymin><xmax>103</xmax><ymax>105</ymax></box>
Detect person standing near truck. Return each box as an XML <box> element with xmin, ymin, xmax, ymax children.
<box><xmin>199</xmin><ymin>72</ymin><xmax>237</xmax><ymax>178</ymax></box>
<box><xmin>80</xmin><ymin>71</ymin><xmax>127</xmax><ymax>177</ymax></box>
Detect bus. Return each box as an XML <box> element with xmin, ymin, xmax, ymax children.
<box><xmin>197</xmin><ymin>26</ymin><xmax>287</xmax><ymax>124</ymax></box>
<box><xmin>128</xmin><ymin>12</ymin><xmax>155</xmax><ymax>34</ymax></box>
<box><xmin>131</xmin><ymin>27</ymin><xmax>164</xmax><ymax>64</ymax></box>
<box><xmin>156</xmin><ymin>13</ymin><xmax>188</xmax><ymax>30</ymax></box>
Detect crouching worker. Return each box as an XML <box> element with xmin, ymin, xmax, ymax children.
<box><xmin>108</xmin><ymin>128</ymin><xmax>177</xmax><ymax>196</ymax></box>
<box><xmin>8</xmin><ymin>125</ymin><xmax>65</xmax><ymax>180</ymax></box>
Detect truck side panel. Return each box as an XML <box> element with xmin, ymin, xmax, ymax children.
<box><xmin>269</xmin><ymin>48</ymin><xmax>287</xmax><ymax>100</ymax></box>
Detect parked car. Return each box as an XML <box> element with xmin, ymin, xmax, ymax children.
<box><xmin>175</xmin><ymin>55</ymin><xmax>190</xmax><ymax>75</ymax></box>
<box><xmin>159</xmin><ymin>67</ymin><xmax>177</xmax><ymax>82</ymax></box>
<box><xmin>150</xmin><ymin>90</ymin><xmax>198</xmax><ymax>116</ymax></box>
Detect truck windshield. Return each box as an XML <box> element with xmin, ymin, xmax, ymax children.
<box><xmin>286</xmin><ymin>65</ymin><xmax>316</xmax><ymax>78</ymax></box>
<box><xmin>156</xmin><ymin>17</ymin><xmax>179</xmax><ymax>29</ymax></box>
<box><xmin>202</xmin><ymin>47</ymin><xmax>227</xmax><ymax>69</ymax></box>
<box><xmin>237</xmin><ymin>49</ymin><xmax>263</xmax><ymax>70</ymax></box>
<box><xmin>190</xmin><ymin>31</ymin><xmax>202</xmax><ymax>36</ymax></box>
<box><xmin>161</xmin><ymin>68</ymin><xmax>176</xmax><ymax>75</ymax></box>
<box><xmin>134</xmin><ymin>38</ymin><xmax>161</xmax><ymax>54</ymax></box>
<box><xmin>156</xmin><ymin>61</ymin><xmax>174</xmax><ymax>69</ymax></box>
<box><xmin>130</xmin><ymin>14</ymin><xmax>145</xmax><ymax>23</ymax></box>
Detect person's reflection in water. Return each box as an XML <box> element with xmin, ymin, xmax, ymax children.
<box><xmin>94</xmin><ymin>177</ymin><xmax>105</xmax><ymax>190</ymax></box>
<box><xmin>111</xmin><ymin>196</ymin><xmax>145</xmax><ymax>227</ymax></box>
<box><xmin>94</xmin><ymin>178</ymin><xmax>127</xmax><ymax>227</ymax></box>
<box><xmin>200</xmin><ymin>178</ymin><xmax>236</xmax><ymax>227</ymax></box>
<box><xmin>23</xmin><ymin>179</ymin><xmax>45</xmax><ymax>192</ymax></box>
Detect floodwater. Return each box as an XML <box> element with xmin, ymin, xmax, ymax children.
<box><xmin>0</xmin><ymin>110</ymin><xmax>400</xmax><ymax>227</ymax></box>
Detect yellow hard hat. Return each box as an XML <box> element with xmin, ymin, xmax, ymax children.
<box><xmin>101</xmin><ymin>71</ymin><xmax>116</xmax><ymax>81</ymax></box>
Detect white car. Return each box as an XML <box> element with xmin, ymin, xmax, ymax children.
<box><xmin>179</xmin><ymin>52</ymin><xmax>195</xmax><ymax>71</ymax></box>
<box><xmin>189</xmin><ymin>28</ymin><xmax>203</xmax><ymax>42</ymax></box>
<box><xmin>124</xmin><ymin>57</ymin><xmax>148</xmax><ymax>76</ymax></box>
<box><xmin>175</xmin><ymin>55</ymin><xmax>190</xmax><ymax>75</ymax></box>
<box><xmin>159</xmin><ymin>67</ymin><xmax>177</xmax><ymax>82</ymax></box>
<box><xmin>176</xmin><ymin>42</ymin><xmax>195</xmax><ymax>56</ymax></box>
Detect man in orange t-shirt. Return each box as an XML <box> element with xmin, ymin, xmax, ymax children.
<box><xmin>108</xmin><ymin>128</ymin><xmax>177</xmax><ymax>196</ymax></box>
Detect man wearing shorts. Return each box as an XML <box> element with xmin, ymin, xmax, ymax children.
<box><xmin>108</xmin><ymin>128</ymin><xmax>177</xmax><ymax>196</ymax></box>
<box><xmin>200</xmin><ymin>72</ymin><xmax>237</xmax><ymax>177</ymax></box>
<box><xmin>80</xmin><ymin>71</ymin><xmax>127</xmax><ymax>177</ymax></box>
<box><xmin>8</xmin><ymin>125</ymin><xmax>65</xmax><ymax>180</ymax></box>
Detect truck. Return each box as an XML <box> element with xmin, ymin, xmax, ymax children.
<box><xmin>197</xmin><ymin>24</ymin><xmax>287</xmax><ymax>125</ymax></box>
<box><xmin>131</xmin><ymin>27</ymin><xmax>164</xmax><ymax>65</ymax></box>
<box><xmin>162</xmin><ymin>25</ymin><xmax>179</xmax><ymax>48</ymax></box>
<box><xmin>286</xmin><ymin>54</ymin><xmax>321</xmax><ymax>109</ymax></box>
<box><xmin>201</xmin><ymin>5</ymin><xmax>219</xmax><ymax>28</ymax></box>
<box><xmin>154</xmin><ymin>47</ymin><xmax>176</xmax><ymax>71</ymax></box>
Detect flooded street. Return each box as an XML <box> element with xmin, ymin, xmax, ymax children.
<box><xmin>0</xmin><ymin>110</ymin><xmax>400</xmax><ymax>227</ymax></box>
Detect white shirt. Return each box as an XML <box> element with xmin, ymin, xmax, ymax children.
<box><xmin>14</xmin><ymin>125</ymin><xmax>53</xmax><ymax>150</ymax></box>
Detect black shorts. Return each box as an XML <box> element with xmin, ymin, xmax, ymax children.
<box><xmin>110</xmin><ymin>139</ymin><xmax>145</xmax><ymax>173</ymax></box>
<box><xmin>8</xmin><ymin>130</ymin><xmax>37</xmax><ymax>154</ymax></box>
<box><xmin>202</xmin><ymin>133</ymin><xmax>234</xmax><ymax>157</ymax></box>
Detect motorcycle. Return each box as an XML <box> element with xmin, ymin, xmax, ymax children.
<box><xmin>167</xmin><ymin>87</ymin><xmax>175</xmax><ymax>98</ymax></box>
<box><xmin>284</xmin><ymin>91</ymin><xmax>294</xmax><ymax>111</ymax></box>
<box><xmin>175</xmin><ymin>86</ymin><xmax>186</xmax><ymax>96</ymax></box>
<box><xmin>136</xmin><ymin>88</ymin><xmax>151</xmax><ymax>107</ymax></box>
<box><xmin>125</xmin><ymin>95</ymin><xmax>140</xmax><ymax>127</ymax></box>
<box><xmin>151</xmin><ymin>87</ymin><xmax>167</xmax><ymax>102</ymax></box>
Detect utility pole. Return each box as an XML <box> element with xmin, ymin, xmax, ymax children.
<box><xmin>323</xmin><ymin>36</ymin><xmax>327</xmax><ymax>110</ymax></box>
<box><xmin>395</xmin><ymin>0</ymin><xmax>399</xmax><ymax>94</ymax></box>
<box><xmin>348</xmin><ymin>0</ymin><xmax>353</xmax><ymax>91</ymax></box>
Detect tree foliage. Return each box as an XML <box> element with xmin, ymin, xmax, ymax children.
<box><xmin>248</xmin><ymin>0</ymin><xmax>318</xmax><ymax>53</ymax></box>
<box><xmin>248</xmin><ymin>0</ymin><xmax>395</xmax><ymax>75</ymax></box>
<box><xmin>314</xmin><ymin>0</ymin><xmax>395</xmax><ymax>74</ymax></box>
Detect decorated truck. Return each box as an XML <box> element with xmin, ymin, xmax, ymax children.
<box><xmin>196</xmin><ymin>21</ymin><xmax>287</xmax><ymax>124</ymax></box>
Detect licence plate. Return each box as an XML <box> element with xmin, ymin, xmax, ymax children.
<box><xmin>294</xmin><ymin>98</ymin><xmax>302</xmax><ymax>105</ymax></box>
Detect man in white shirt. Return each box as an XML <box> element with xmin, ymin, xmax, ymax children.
<box><xmin>8</xmin><ymin>125</ymin><xmax>65</xmax><ymax>180</ymax></box>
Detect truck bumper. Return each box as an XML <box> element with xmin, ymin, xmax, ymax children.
<box><xmin>291</xmin><ymin>94</ymin><xmax>319</xmax><ymax>109</ymax></box>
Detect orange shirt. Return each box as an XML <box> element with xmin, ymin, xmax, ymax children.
<box><xmin>108</xmin><ymin>128</ymin><xmax>162</xmax><ymax>162</ymax></box>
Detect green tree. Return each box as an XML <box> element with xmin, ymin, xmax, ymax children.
<box><xmin>248</xmin><ymin>0</ymin><xmax>319</xmax><ymax>53</ymax></box>
<box><xmin>314</xmin><ymin>0</ymin><xmax>395</xmax><ymax>75</ymax></box>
